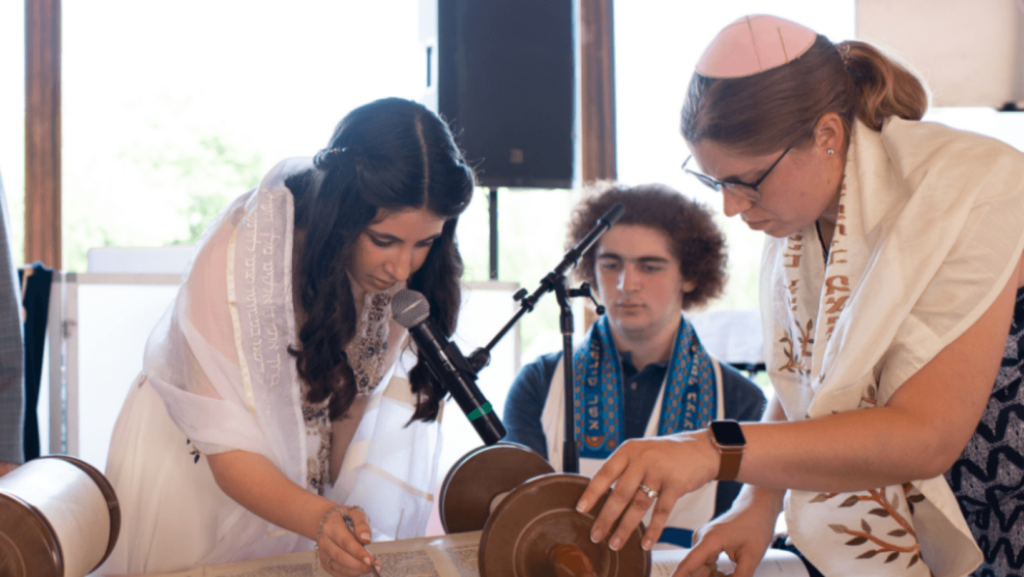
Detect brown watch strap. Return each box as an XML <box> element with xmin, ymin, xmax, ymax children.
<box><xmin>716</xmin><ymin>447</ymin><xmax>743</xmax><ymax>481</ymax></box>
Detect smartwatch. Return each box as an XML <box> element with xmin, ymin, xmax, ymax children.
<box><xmin>709</xmin><ymin>420</ymin><xmax>746</xmax><ymax>481</ymax></box>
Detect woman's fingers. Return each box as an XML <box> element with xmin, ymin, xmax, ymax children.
<box><xmin>579</xmin><ymin>435</ymin><xmax>721</xmax><ymax>556</ymax></box>
<box><xmin>675</xmin><ymin>548</ymin><xmax>760</xmax><ymax>577</ymax></box>
<box><xmin>677</xmin><ymin>520</ymin><xmax>772</xmax><ymax>577</ymax></box>
<box><xmin>672</xmin><ymin>554</ymin><xmax>717</xmax><ymax>577</ymax></box>
<box><xmin>317</xmin><ymin>549</ymin><xmax>341</xmax><ymax>577</ymax></box>
<box><xmin>585</xmin><ymin>458</ymin><xmax>647</xmax><ymax>543</ymax></box>
<box><xmin>674</xmin><ymin>532</ymin><xmax>725</xmax><ymax>577</ymax></box>
<box><xmin>639</xmin><ymin>486</ymin><xmax>682</xmax><ymax>549</ymax></box>
<box><xmin>346</xmin><ymin>507</ymin><xmax>373</xmax><ymax>544</ymax></box>
<box><xmin>605</xmin><ymin>485</ymin><xmax>657</xmax><ymax>551</ymax></box>
<box><xmin>576</xmin><ymin>452</ymin><xmax>629</xmax><ymax>515</ymax></box>
<box><xmin>318</xmin><ymin>538</ymin><xmax>371</xmax><ymax>577</ymax></box>
<box><xmin>579</xmin><ymin>439</ymin><xmax>679</xmax><ymax>547</ymax></box>
<box><xmin>322</xmin><ymin>516</ymin><xmax>379</xmax><ymax>575</ymax></box>
<box><xmin>733</xmin><ymin>548</ymin><xmax>761</xmax><ymax>577</ymax></box>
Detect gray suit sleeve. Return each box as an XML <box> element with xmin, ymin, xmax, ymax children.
<box><xmin>0</xmin><ymin>171</ymin><xmax>24</xmax><ymax>464</ymax></box>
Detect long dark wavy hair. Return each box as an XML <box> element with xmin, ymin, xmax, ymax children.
<box><xmin>286</xmin><ymin>98</ymin><xmax>474</xmax><ymax>422</ymax></box>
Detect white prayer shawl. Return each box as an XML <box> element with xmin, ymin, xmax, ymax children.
<box><xmin>763</xmin><ymin>118</ymin><xmax>1024</xmax><ymax>576</ymax></box>
<box><xmin>144</xmin><ymin>158</ymin><xmax>442</xmax><ymax>564</ymax></box>
<box><xmin>541</xmin><ymin>356</ymin><xmax>725</xmax><ymax>532</ymax></box>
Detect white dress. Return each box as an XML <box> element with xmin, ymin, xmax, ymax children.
<box><xmin>98</xmin><ymin>158</ymin><xmax>443</xmax><ymax>574</ymax></box>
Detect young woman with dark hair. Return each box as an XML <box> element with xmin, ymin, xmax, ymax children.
<box><xmin>577</xmin><ymin>16</ymin><xmax>1024</xmax><ymax>577</ymax></box>
<box><xmin>100</xmin><ymin>97</ymin><xmax>474</xmax><ymax>577</ymax></box>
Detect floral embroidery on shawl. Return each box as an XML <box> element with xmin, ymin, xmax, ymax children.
<box><xmin>778</xmin><ymin>233</ymin><xmax>814</xmax><ymax>377</ymax></box>
<box><xmin>779</xmin><ymin>319</ymin><xmax>814</xmax><ymax>376</ymax></box>
<box><xmin>345</xmin><ymin>291</ymin><xmax>396</xmax><ymax>396</ymax></box>
<box><xmin>811</xmin><ymin>484</ymin><xmax>926</xmax><ymax>568</ymax></box>
<box><xmin>305</xmin><ymin>285</ymin><xmax>401</xmax><ymax>492</ymax></box>
<box><xmin>776</xmin><ymin>184</ymin><xmax>850</xmax><ymax>381</ymax></box>
<box><xmin>186</xmin><ymin>438</ymin><xmax>204</xmax><ymax>464</ymax></box>
<box><xmin>303</xmin><ymin>396</ymin><xmax>331</xmax><ymax>495</ymax></box>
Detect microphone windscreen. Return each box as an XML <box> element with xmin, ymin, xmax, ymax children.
<box><xmin>392</xmin><ymin>288</ymin><xmax>431</xmax><ymax>328</ymax></box>
<box><xmin>604</xmin><ymin>202</ymin><xmax>625</xmax><ymax>225</ymax></box>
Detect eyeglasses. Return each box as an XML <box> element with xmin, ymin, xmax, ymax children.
<box><xmin>682</xmin><ymin>146</ymin><xmax>791</xmax><ymax>202</ymax></box>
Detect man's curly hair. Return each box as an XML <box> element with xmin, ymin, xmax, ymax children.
<box><xmin>567</xmin><ymin>182</ymin><xmax>728</xmax><ymax>311</ymax></box>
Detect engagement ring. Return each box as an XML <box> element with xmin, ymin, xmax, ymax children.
<box><xmin>638</xmin><ymin>483</ymin><xmax>659</xmax><ymax>499</ymax></box>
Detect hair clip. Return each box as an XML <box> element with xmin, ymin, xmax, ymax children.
<box><xmin>314</xmin><ymin>147</ymin><xmax>343</xmax><ymax>170</ymax></box>
<box><xmin>837</xmin><ymin>43</ymin><xmax>851</xmax><ymax>63</ymax></box>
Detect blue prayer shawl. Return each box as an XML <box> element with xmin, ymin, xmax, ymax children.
<box><xmin>571</xmin><ymin>315</ymin><xmax>717</xmax><ymax>460</ymax></box>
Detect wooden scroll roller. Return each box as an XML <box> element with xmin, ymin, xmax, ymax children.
<box><xmin>441</xmin><ymin>445</ymin><xmax>649</xmax><ymax>576</ymax></box>
<box><xmin>478</xmin><ymin>474</ymin><xmax>650</xmax><ymax>577</ymax></box>
<box><xmin>550</xmin><ymin>544</ymin><xmax>598</xmax><ymax>577</ymax></box>
<box><xmin>439</xmin><ymin>443</ymin><xmax>555</xmax><ymax>534</ymax></box>
<box><xmin>0</xmin><ymin>455</ymin><xmax>120</xmax><ymax>577</ymax></box>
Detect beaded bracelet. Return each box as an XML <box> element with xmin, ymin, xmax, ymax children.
<box><xmin>313</xmin><ymin>506</ymin><xmax>347</xmax><ymax>573</ymax></box>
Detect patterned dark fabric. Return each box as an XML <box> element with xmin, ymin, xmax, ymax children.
<box><xmin>570</xmin><ymin>314</ymin><xmax>716</xmax><ymax>459</ymax></box>
<box><xmin>18</xmin><ymin>263</ymin><xmax>52</xmax><ymax>461</ymax></box>
<box><xmin>771</xmin><ymin>536</ymin><xmax>827</xmax><ymax>577</ymax></box>
<box><xmin>946</xmin><ymin>287</ymin><xmax>1024</xmax><ymax>577</ymax></box>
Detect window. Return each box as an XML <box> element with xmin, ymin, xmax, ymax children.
<box><xmin>924</xmin><ymin>108</ymin><xmax>1024</xmax><ymax>152</ymax></box>
<box><xmin>0</xmin><ymin>0</ymin><xmax>25</xmax><ymax>264</ymax></box>
<box><xmin>458</xmin><ymin>187</ymin><xmax>582</xmax><ymax>361</ymax></box>
<box><xmin>62</xmin><ymin>0</ymin><xmax>426</xmax><ymax>271</ymax></box>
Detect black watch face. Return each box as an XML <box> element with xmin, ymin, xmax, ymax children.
<box><xmin>711</xmin><ymin>420</ymin><xmax>746</xmax><ymax>446</ymax></box>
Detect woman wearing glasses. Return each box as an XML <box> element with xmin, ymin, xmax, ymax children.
<box><xmin>577</xmin><ymin>15</ymin><xmax>1024</xmax><ymax>577</ymax></box>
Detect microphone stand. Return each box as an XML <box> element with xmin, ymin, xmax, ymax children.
<box><xmin>467</xmin><ymin>203</ymin><xmax>622</xmax><ymax>474</ymax></box>
<box><xmin>553</xmin><ymin>277</ymin><xmax>605</xmax><ymax>474</ymax></box>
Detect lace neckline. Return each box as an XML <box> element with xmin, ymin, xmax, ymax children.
<box><xmin>344</xmin><ymin>279</ymin><xmax>404</xmax><ymax>396</ymax></box>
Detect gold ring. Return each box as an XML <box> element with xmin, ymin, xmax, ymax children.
<box><xmin>638</xmin><ymin>483</ymin><xmax>659</xmax><ymax>499</ymax></box>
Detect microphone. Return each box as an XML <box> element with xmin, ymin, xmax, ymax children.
<box><xmin>464</xmin><ymin>202</ymin><xmax>625</xmax><ymax>375</ymax></box>
<box><xmin>552</xmin><ymin>202</ymin><xmax>624</xmax><ymax>277</ymax></box>
<box><xmin>392</xmin><ymin>288</ymin><xmax>506</xmax><ymax>445</ymax></box>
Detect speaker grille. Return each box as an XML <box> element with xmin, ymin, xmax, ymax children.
<box><xmin>439</xmin><ymin>0</ymin><xmax>575</xmax><ymax>189</ymax></box>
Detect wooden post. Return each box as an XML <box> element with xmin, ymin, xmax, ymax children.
<box><xmin>579</xmin><ymin>0</ymin><xmax>615</xmax><ymax>328</ymax></box>
<box><xmin>579</xmin><ymin>0</ymin><xmax>616</xmax><ymax>185</ymax></box>
<box><xmin>25</xmin><ymin>0</ymin><xmax>62</xmax><ymax>269</ymax></box>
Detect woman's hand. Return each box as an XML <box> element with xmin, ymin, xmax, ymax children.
<box><xmin>575</xmin><ymin>431</ymin><xmax>720</xmax><ymax>551</ymax></box>
<box><xmin>207</xmin><ymin>451</ymin><xmax>382</xmax><ymax>575</ymax></box>
<box><xmin>673</xmin><ymin>487</ymin><xmax>784</xmax><ymax>577</ymax></box>
<box><xmin>316</xmin><ymin>506</ymin><xmax>380</xmax><ymax>577</ymax></box>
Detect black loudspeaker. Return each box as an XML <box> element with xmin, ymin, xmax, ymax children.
<box><xmin>438</xmin><ymin>0</ymin><xmax>575</xmax><ymax>189</ymax></box>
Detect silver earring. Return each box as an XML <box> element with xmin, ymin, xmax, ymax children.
<box><xmin>827</xmin><ymin>148</ymin><xmax>834</xmax><ymax>156</ymax></box>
